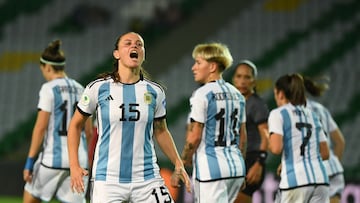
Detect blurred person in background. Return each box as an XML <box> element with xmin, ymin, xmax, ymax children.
<box><xmin>231</xmin><ymin>60</ymin><xmax>269</xmax><ymax>203</ymax></box>
<box><xmin>67</xmin><ymin>32</ymin><xmax>190</xmax><ymax>203</ymax></box>
<box><xmin>304</xmin><ymin>76</ymin><xmax>345</xmax><ymax>203</ymax></box>
<box><xmin>178</xmin><ymin>42</ymin><xmax>247</xmax><ymax>203</ymax></box>
<box><xmin>23</xmin><ymin>39</ymin><xmax>93</xmax><ymax>203</ymax></box>
<box><xmin>268</xmin><ymin>73</ymin><xmax>330</xmax><ymax>203</ymax></box>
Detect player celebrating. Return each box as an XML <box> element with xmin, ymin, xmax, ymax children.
<box><xmin>67</xmin><ymin>32</ymin><xmax>191</xmax><ymax>203</ymax></box>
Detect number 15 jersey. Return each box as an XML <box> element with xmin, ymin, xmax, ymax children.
<box><xmin>189</xmin><ymin>79</ymin><xmax>246</xmax><ymax>182</ymax></box>
<box><xmin>77</xmin><ymin>76</ymin><xmax>165</xmax><ymax>183</ymax></box>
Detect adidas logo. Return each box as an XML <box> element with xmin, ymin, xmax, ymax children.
<box><xmin>105</xmin><ymin>95</ymin><xmax>114</xmax><ymax>101</ymax></box>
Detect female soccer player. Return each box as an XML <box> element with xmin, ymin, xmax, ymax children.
<box><xmin>304</xmin><ymin>76</ymin><xmax>345</xmax><ymax>203</ymax></box>
<box><xmin>23</xmin><ymin>40</ymin><xmax>93</xmax><ymax>203</ymax></box>
<box><xmin>179</xmin><ymin>42</ymin><xmax>247</xmax><ymax>203</ymax></box>
<box><xmin>268</xmin><ymin>73</ymin><xmax>330</xmax><ymax>203</ymax></box>
<box><xmin>67</xmin><ymin>32</ymin><xmax>190</xmax><ymax>203</ymax></box>
<box><xmin>232</xmin><ymin>60</ymin><xmax>269</xmax><ymax>203</ymax></box>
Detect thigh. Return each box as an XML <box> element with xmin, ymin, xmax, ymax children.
<box><xmin>329</xmin><ymin>173</ymin><xmax>345</xmax><ymax>198</ymax></box>
<box><xmin>310</xmin><ymin>185</ymin><xmax>329</xmax><ymax>203</ymax></box>
<box><xmin>194</xmin><ymin>178</ymin><xmax>243</xmax><ymax>203</ymax></box>
<box><xmin>131</xmin><ymin>178</ymin><xmax>174</xmax><ymax>203</ymax></box>
<box><xmin>226</xmin><ymin>177</ymin><xmax>244</xmax><ymax>202</ymax></box>
<box><xmin>280</xmin><ymin>187</ymin><xmax>312</xmax><ymax>203</ymax></box>
<box><xmin>91</xmin><ymin>180</ymin><xmax>130</xmax><ymax>203</ymax></box>
<box><xmin>56</xmin><ymin>173</ymin><xmax>88</xmax><ymax>203</ymax></box>
<box><xmin>25</xmin><ymin>163</ymin><xmax>64</xmax><ymax>202</ymax></box>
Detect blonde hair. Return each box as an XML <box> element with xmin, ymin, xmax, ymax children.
<box><xmin>192</xmin><ymin>43</ymin><xmax>233</xmax><ymax>71</ymax></box>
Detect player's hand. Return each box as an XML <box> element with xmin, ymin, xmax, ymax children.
<box><xmin>246</xmin><ymin>162</ymin><xmax>262</xmax><ymax>185</ymax></box>
<box><xmin>70</xmin><ymin>166</ymin><xmax>88</xmax><ymax>194</ymax></box>
<box><xmin>171</xmin><ymin>166</ymin><xmax>192</xmax><ymax>193</ymax></box>
<box><xmin>23</xmin><ymin>169</ymin><xmax>32</xmax><ymax>183</ymax></box>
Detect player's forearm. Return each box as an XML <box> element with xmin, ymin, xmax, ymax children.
<box><xmin>68</xmin><ymin>122</ymin><xmax>82</xmax><ymax>167</ymax></box>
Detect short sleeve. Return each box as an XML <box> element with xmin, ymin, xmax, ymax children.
<box><xmin>325</xmin><ymin>109</ymin><xmax>339</xmax><ymax>133</ymax></box>
<box><xmin>155</xmin><ymin>88</ymin><xmax>166</xmax><ymax>118</ymax></box>
<box><xmin>37</xmin><ymin>84</ymin><xmax>53</xmax><ymax>112</ymax></box>
<box><xmin>189</xmin><ymin>91</ymin><xmax>206</xmax><ymax>124</ymax></box>
<box><xmin>268</xmin><ymin>109</ymin><xmax>283</xmax><ymax>136</ymax></box>
<box><xmin>77</xmin><ymin>84</ymin><xmax>97</xmax><ymax>115</ymax></box>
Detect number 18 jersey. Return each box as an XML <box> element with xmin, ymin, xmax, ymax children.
<box><xmin>189</xmin><ymin>79</ymin><xmax>246</xmax><ymax>182</ymax></box>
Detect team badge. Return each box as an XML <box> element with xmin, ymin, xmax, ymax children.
<box><xmin>144</xmin><ymin>92</ymin><xmax>152</xmax><ymax>104</ymax></box>
<box><xmin>80</xmin><ymin>94</ymin><xmax>90</xmax><ymax>106</ymax></box>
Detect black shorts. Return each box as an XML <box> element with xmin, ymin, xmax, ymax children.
<box><xmin>241</xmin><ymin>151</ymin><xmax>266</xmax><ymax>196</ymax></box>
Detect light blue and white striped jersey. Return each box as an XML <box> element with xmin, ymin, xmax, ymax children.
<box><xmin>77</xmin><ymin>76</ymin><xmax>165</xmax><ymax>183</ymax></box>
<box><xmin>189</xmin><ymin>79</ymin><xmax>246</xmax><ymax>182</ymax></box>
<box><xmin>307</xmin><ymin>99</ymin><xmax>344</xmax><ymax>176</ymax></box>
<box><xmin>268</xmin><ymin>103</ymin><xmax>329</xmax><ymax>189</ymax></box>
<box><xmin>38</xmin><ymin>77</ymin><xmax>88</xmax><ymax>169</ymax></box>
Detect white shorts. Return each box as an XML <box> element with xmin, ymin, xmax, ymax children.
<box><xmin>275</xmin><ymin>185</ymin><xmax>329</xmax><ymax>203</ymax></box>
<box><xmin>90</xmin><ymin>178</ymin><xmax>174</xmax><ymax>203</ymax></box>
<box><xmin>329</xmin><ymin>173</ymin><xmax>345</xmax><ymax>198</ymax></box>
<box><xmin>24</xmin><ymin>159</ymin><xmax>88</xmax><ymax>203</ymax></box>
<box><xmin>193</xmin><ymin>177</ymin><xmax>244</xmax><ymax>203</ymax></box>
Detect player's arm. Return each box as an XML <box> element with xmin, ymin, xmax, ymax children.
<box><xmin>68</xmin><ymin>109</ymin><xmax>89</xmax><ymax>193</ymax></box>
<box><xmin>269</xmin><ymin>133</ymin><xmax>283</xmax><ymax>155</ymax></box>
<box><xmin>239</xmin><ymin>122</ymin><xmax>247</xmax><ymax>158</ymax></box>
<box><xmin>83</xmin><ymin>116</ymin><xmax>94</xmax><ymax>147</ymax></box>
<box><xmin>23</xmin><ymin>110</ymin><xmax>50</xmax><ymax>182</ymax></box>
<box><xmin>319</xmin><ymin>141</ymin><xmax>330</xmax><ymax>160</ymax></box>
<box><xmin>258</xmin><ymin>122</ymin><xmax>269</xmax><ymax>152</ymax></box>
<box><xmin>153</xmin><ymin>118</ymin><xmax>191</xmax><ymax>192</ymax></box>
<box><xmin>330</xmin><ymin>128</ymin><xmax>345</xmax><ymax>161</ymax></box>
<box><xmin>181</xmin><ymin>120</ymin><xmax>203</xmax><ymax>166</ymax></box>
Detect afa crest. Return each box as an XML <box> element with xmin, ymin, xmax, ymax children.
<box><xmin>144</xmin><ymin>92</ymin><xmax>152</xmax><ymax>104</ymax></box>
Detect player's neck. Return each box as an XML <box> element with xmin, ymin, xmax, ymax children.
<box><xmin>118</xmin><ymin>67</ymin><xmax>140</xmax><ymax>84</ymax></box>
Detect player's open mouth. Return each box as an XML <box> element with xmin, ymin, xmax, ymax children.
<box><xmin>130</xmin><ymin>51</ymin><xmax>138</xmax><ymax>59</ymax></box>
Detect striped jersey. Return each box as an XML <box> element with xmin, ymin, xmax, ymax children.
<box><xmin>38</xmin><ymin>77</ymin><xmax>88</xmax><ymax>169</ymax></box>
<box><xmin>77</xmin><ymin>76</ymin><xmax>165</xmax><ymax>183</ymax></box>
<box><xmin>268</xmin><ymin>103</ymin><xmax>329</xmax><ymax>189</ymax></box>
<box><xmin>189</xmin><ymin>79</ymin><xmax>246</xmax><ymax>182</ymax></box>
<box><xmin>307</xmin><ymin>99</ymin><xmax>344</xmax><ymax>176</ymax></box>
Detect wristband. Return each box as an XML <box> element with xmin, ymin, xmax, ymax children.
<box><xmin>24</xmin><ymin>157</ymin><xmax>35</xmax><ymax>171</ymax></box>
<box><xmin>257</xmin><ymin>151</ymin><xmax>268</xmax><ymax>165</ymax></box>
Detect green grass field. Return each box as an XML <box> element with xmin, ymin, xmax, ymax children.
<box><xmin>0</xmin><ymin>196</ymin><xmax>83</xmax><ymax>203</ymax></box>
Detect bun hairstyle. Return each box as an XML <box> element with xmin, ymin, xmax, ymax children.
<box><xmin>40</xmin><ymin>39</ymin><xmax>66</xmax><ymax>71</ymax></box>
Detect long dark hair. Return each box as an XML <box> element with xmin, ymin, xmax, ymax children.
<box><xmin>275</xmin><ymin>73</ymin><xmax>306</xmax><ymax>106</ymax></box>
<box><xmin>97</xmin><ymin>32</ymin><xmax>151</xmax><ymax>82</ymax></box>
<box><xmin>303</xmin><ymin>75</ymin><xmax>329</xmax><ymax>97</ymax></box>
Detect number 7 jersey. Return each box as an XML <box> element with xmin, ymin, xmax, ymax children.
<box><xmin>189</xmin><ymin>79</ymin><xmax>246</xmax><ymax>182</ymax></box>
<box><xmin>268</xmin><ymin>103</ymin><xmax>329</xmax><ymax>189</ymax></box>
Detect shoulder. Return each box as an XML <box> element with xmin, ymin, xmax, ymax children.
<box><xmin>86</xmin><ymin>76</ymin><xmax>112</xmax><ymax>89</ymax></box>
<box><xmin>143</xmin><ymin>78</ymin><xmax>165</xmax><ymax>93</ymax></box>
